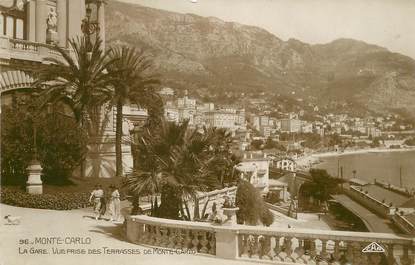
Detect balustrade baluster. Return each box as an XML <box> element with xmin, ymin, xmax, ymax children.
<box><xmin>345</xmin><ymin>241</ymin><xmax>354</xmax><ymax>264</ymax></box>
<box><xmin>138</xmin><ymin>225</ymin><xmax>148</xmax><ymax>244</ymax></box>
<box><xmin>208</xmin><ymin>232</ymin><xmax>216</xmax><ymax>255</ymax></box>
<box><xmin>183</xmin><ymin>230</ymin><xmax>192</xmax><ymax>250</ymax></box>
<box><xmin>309</xmin><ymin>239</ymin><xmax>317</xmax><ymax>263</ymax></box>
<box><xmin>241</xmin><ymin>234</ymin><xmax>248</xmax><ymax>257</ymax></box>
<box><xmin>400</xmin><ymin>244</ymin><xmax>412</xmax><ymax>265</ymax></box>
<box><xmin>174</xmin><ymin>229</ymin><xmax>183</xmax><ymax>249</ymax></box>
<box><xmin>319</xmin><ymin>239</ymin><xmax>330</xmax><ymax>264</ymax></box>
<box><xmin>191</xmin><ymin>231</ymin><xmax>199</xmax><ymax>252</ymax></box>
<box><xmin>167</xmin><ymin>228</ymin><xmax>176</xmax><ymax>248</ymax></box>
<box><xmin>199</xmin><ymin>231</ymin><xmax>209</xmax><ymax>253</ymax></box>
<box><xmin>331</xmin><ymin>240</ymin><xmax>342</xmax><ymax>265</ymax></box>
<box><xmin>259</xmin><ymin>235</ymin><xmax>272</xmax><ymax>260</ymax></box>
<box><xmin>274</xmin><ymin>236</ymin><xmax>284</xmax><ymax>261</ymax></box>
<box><xmin>146</xmin><ymin>225</ymin><xmax>154</xmax><ymax>245</ymax></box>
<box><xmin>148</xmin><ymin>225</ymin><xmax>155</xmax><ymax>244</ymax></box>
<box><xmin>351</xmin><ymin>242</ymin><xmax>363</xmax><ymax>265</ymax></box>
<box><xmin>294</xmin><ymin>238</ymin><xmax>306</xmax><ymax>263</ymax></box>
<box><xmin>282</xmin><ymin>237</ymin><xmax>294</xmax><ymax>262</ymax></box>
<box><xmin>154</xmin><ymin>226</ymin><xmax>162</xmax><ymax>246</ymax></box>
<box><xmin>159</xmin><ymin>227</ymin><xmax>167</xmax><ymax>247</ymax></box>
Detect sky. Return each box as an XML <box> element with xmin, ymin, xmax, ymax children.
<box><xmin>117</xmin><ymin>0</ymin><xmax>415</xmax><ymax>59</ymax></box>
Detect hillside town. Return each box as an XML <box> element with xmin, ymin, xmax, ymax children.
<box><xmin>160</xmin><ymin>87</ymin><xmax>415</xmax><ymax>157</ymax></box>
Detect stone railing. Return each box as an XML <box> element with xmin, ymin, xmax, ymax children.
<box><xmin>346</xmin><ymin>186</ymin><xmax>392</xmax><ymax>217</ymax></box>
<box><xmin>195</xmin><ymin>186</ymin><xmax>237</xmax><ymax>202</ymax></box>
<box><xmin>392</xmin><ymin>214</ymin><xmax>415</xmax><ymax>236</ymax></box>
<box><xmin>9</xmin><ymin>38</ymin><xmax>40</xmax><ymax>52</ymax></box>
<box><xmin>138</xmin><ymin>187</ymin><xmax>238</xmax><ymax>215</ymax></box>
<box><xmin>126</xmin><ymin>215</ymin><xmax>415</xmax><ymax>265</ymax></box>
<box><xmin>265</xmin><ymin>202</ymin><xmax>297</xmax><ymax>219</ymax></box>
<box><xmin>0</xmin><ymin>36</ymin><xmax>67</xmax><ymax>63</ymax></box>
<box><xmin>374</xmin><ymin>180</ymin><xmax>414</xmax><ymax>197</ymax></box>
<box><xmin>126</xmin><ymin>215</ymin><xmax>216</xmax><ymax>255</ymax></box>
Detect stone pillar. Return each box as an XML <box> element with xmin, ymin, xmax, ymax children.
<box><xmin>35</xmin><ymin>0</ymin><xmax>47</xmax><ymax>43</ymax></box>
<box><xmin>26</xmin><ymin>160</ymin><xmax>43</xmax><ymax>194</ymax></box>
<box><xmin>57</xmin><ymin>0</ymin><xmax>67</xmax><ymax>47</ymax></box>
<box><xmin>97</xmin><ymin>1</ymin><xmax>105</xmax><ymax>48</ymax></box>
<box><xmin>215</xmin><ymin>227</ymin><xmax>239</xmax><ymax>259</ymax></box>
<box><xmin>26</xmin><ymin>1</ymin><xmax>36</xmax><ymax>42</ymax></box>
<box><xmin>126</xmin><ymin>217</ymin><xmax>142</xmax><ymax>243</ymax></box>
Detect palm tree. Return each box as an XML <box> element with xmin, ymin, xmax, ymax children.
<box><xmin>124</xmin><ymin>120</ymin><xmax>219</xmax><ymax>220</ymax></box>
<box><xmin>35</xmin><ymin>36</ymin><xmax>117</xmax><ymax>177</ymax></box>
<box><xmin>35</xmin><ymin>36</ymin><xmax>115</xmax><ymax>130</ymax></box>
<box><xmin>107</xmin><ymin>46</ymin><xmax>161</xmax><ymax>177</ymax></box>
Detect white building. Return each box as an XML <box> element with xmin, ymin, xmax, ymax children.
<box><xmin>236</xmin><ymin>152</ymin><xmax>270</xmax><ymax>194</ymax></box>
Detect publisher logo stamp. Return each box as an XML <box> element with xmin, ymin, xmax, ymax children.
<box><xmin>362</xmin><ymin>242</ymin><xmax>385</xmax><ymax>253</ymax></box>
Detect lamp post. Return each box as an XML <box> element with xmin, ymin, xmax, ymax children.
<box><xmin>23</xmin><ymin>93</ymin><xmax>43</xmax><ymax>194</ymax></box>
<box><xmin>81</xmin><ymin>0</ymin><xmax>106</xmax><ymax>48</ymax></box>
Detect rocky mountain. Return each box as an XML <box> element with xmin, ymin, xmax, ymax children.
<box><xmin>106</xmin><ymin>1</ymin><xmax>415</xmax><ymax>117</ymax></box>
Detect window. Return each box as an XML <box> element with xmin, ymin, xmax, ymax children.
<box><xmin>15</xmin><ymin>18</ymin><xmax>23</xmax><ymax>39</ymax></box>
<box><xmin>0</xmin><ymin>4</ymin><xmax>26</xmax><ymax>39</ymax></box>
<box><xmin>6</xmin><ymin>16</ymin><xmax>13</xmax><ymax>37</ymax></box>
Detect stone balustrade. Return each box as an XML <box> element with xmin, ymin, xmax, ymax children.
<box><xmin>126</xmin><ymin>215</ymin><xmax>415</xmax><ymax>265</ymax></box>
<box><xmin>126</xmin><ymin>215</ymin><xmax>216</xmax><ymax>255</ymax></box>
<box><xmin>10</xmin><ymin>38</ymin><xmax>40</xmax><ymax>52</ymax></box>
<box><xmin>392</xmin><ymin>214</ymin><xmax>415</xmax><ymax>236</ymax></box>
<box><xmin>0</xmin><ymin>36</ymin><xmax>67</xmax><ymax>64</ymax></box>
<box><xmin>347</xmin><ymin>186</ymin><xmax>392</xmax><ymax>217</ymax></box>
<box><xmin>195</xmin><ymin>186</ymin><xmax>237</xmax><ymax>202</ymax></box>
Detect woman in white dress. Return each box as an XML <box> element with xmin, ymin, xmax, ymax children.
<box><xmin>109</xmin><ymin>185</ymin><xmax>121</xmax><ymax>222</ymax></box>
<box><xmin>89</xmin><ymin>185</ymin><xmax>104</xmax><ymax>220</ymax></box>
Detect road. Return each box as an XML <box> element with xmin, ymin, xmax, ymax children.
<box><xmin>331</xmin><ymin>194</ymin><xmax>396</xmax><ymax>234</ymax></box>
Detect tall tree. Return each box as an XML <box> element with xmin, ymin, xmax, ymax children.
<box><xmin>301</xmin><ymin>169</ymin><xmax>342</xmax><ymax>205</ymax></box>
<box><xmin>107</xmin><ymin>46</ymin><xmax>161</xmax><ymax>177</ymax></box>
<box><xmin>35</xmin><ymin>36</ymin><xmax>115</xmax><ymax>127</ymax></box>
<box><xmin>34</xmin><ymin>36</ymin><xmax>117</xmax><ymax>177</ymax></box>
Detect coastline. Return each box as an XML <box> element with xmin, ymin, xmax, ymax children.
<box><xmin>295</xmin><ymin>146</ymin><xmax>415</xmax><ymax>170</ymax></box>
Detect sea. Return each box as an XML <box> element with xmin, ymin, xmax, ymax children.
<box><xmin>315</xmin><ymin>150</ymin><xmax>415</xmax><ymax>188</ymax></box>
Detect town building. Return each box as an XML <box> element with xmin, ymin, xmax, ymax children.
<box><xmin>235</xmin><ymin>152</ymin><xmax>270</xmax><ymax>194</ymax></box>
<box><xmin>280</xmin><ymin>118</ymin><xmax>301</xmax><ymax>133</ymax></box>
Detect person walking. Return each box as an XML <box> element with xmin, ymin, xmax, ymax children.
<box><xmin>89</xmin><ymin>185</ymin><xmax>104</xmax><ymax>220</ymax></box>
<box><xmin>99</xmin><ymin>188</ymin><xmax>109</xmax><ymax>218</ymax></box>
<box><xmin>109</xmin><ymin>185</ymin><xmax>121</xmax><ymax>222</ymax></box>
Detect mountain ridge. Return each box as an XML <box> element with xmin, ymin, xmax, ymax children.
<box><xmin>106</xmin><ymin>1</ymin><xmax>415</xmax><ymax>117</ymax></box>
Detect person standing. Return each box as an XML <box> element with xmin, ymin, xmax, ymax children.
<box><xmin>89</xmin><ymin>185</ymin><xmax>104</xmax><ymax>220</ymax></box>
<box><xmin>109</xmin><ymin>185</ymin><xmax>121</xmax><ymax>222</ymax></box>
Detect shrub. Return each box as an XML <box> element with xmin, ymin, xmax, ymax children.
<box><xmin>0</xmin><ymin>187</ymin><xmax>90</xmax><ymax>210</ymax></box>
<box><xmin>1</xmin><ymin>103</ymin><xmax>87</xmax><ymax>185</ymax></box>
<box><xmin>235</xmin><ymin>180</ymin><xmax>274</xmax><ymax>226</ymax></box>
<box><xmin>260</xmin><ymin>208</ymin><xmax>274</xmax><ymax>227</ymax></box>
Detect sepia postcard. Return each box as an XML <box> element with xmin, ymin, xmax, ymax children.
<box><xmin>1</xmin><ymin>0</ymin><xmax>415</xmax><ymax>265</ymax></box>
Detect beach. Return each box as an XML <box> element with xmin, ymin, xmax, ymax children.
<box><xmin>295</xmin><ymin>146</ymin><xmax>415</xmax><ymax>170</ymax></box>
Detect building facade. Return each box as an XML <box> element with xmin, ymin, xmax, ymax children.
<box><xmin>0</xmin><ymin>0</ymin><xmax>146</xmax><ymax>178</ymax></box>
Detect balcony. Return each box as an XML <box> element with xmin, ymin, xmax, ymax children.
<box><xmin>0</xmin><ymin>36</ymin><xmax>64</xmax><ymax>64</ymax></box>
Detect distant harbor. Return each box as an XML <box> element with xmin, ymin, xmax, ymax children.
<box><xmin>315</xmin><ymin>149</ymin><xmax>415</xmax><ymax>188</ymax></box>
